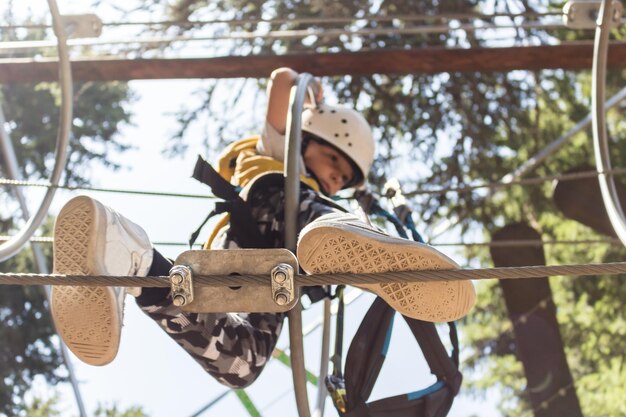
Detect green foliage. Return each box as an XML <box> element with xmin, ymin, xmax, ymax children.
<box><xmin>21</xmin><ymin>394</ymin><xmax>150</xmax><ymax>417</ymax></box>
<box><xmin>24</xmin><ymin>395</ymin><xmax>61</xmax><ymax>417</ymax></box>
<box><xmin>94</xmin><ymin>403</ymin><xmax>149</xmax><ymax>417</ymax></box>
<box><xmin>1</xmin><ymin>81</ymin><xmax>134</xmax><ymax>187</ymax></box>
<box><xmin>0</xmin><ymin>219</ymin><xmax>64</xmax><ymax>417</ymax></box>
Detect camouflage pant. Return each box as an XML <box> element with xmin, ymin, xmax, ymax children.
<box><xmin>138</xmin><ymin>179</ymin><xmax>338</xmax><ymax>388</ymax></box>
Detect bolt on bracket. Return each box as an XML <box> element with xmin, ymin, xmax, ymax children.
<box><xmin>60</xmin><ymin>14</ymin><xmax>103</xmax><ymax>39</ymax></box>
<box><xmin>169</xmin><ymin>265</ymin><xmax>194</xmax><ymax>307</ymax></box>
<box><xmin>563</xmin><ymin>0</ymin><xmax>624</xmax><ymax>29</ymax></box>
<box><xmin>271</xmin><ymin>263</ymin><xmax>296</xmax><ymax>306</ymax></box>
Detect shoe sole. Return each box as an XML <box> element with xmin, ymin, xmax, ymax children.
<box><xmin>51</xmin><ymin>196</ymin><xmax>121</xmax><ymax>366</ymax></box>
<box><xmin>298</xmin><ymin>221</ymin><xmax>475</xmax><ymax>322</ymax></box>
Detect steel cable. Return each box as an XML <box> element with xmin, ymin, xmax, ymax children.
<box><xmin>2</xmin><ymin>167</ymin><xmax>625</xmax><ymax>202</ymax></box>
<box><xmin>0</xmin><ymin>12</ymin><xmax>566</xmax><ymax>31</ymax></box>
<box><xmin>1</xmin><ymin>261</ymin><xmax>625</xmax><ymax>287</ymax></box>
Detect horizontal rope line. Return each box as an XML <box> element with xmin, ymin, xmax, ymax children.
<box><xmin>4</xmin><ymin>168</ymin><xmax>624</xmax><ymax>202</ymax></box>
<box><xmin>1</xmin><ymin>235</ymin><xmax>618</xmax><ymax>248</ymax></box>
<box><xmin>0</xmin><ymin>12</ymin><xmax>564</xmax><ymax>30</ymax></box>
<box><xmin>0</xmin><ymin>236</ymin><xmax>205</xmax><ymax>248</ymax></box>
<box><xmin>405</xmin><ymin>168</ymin><xmax>626</xmax><ymax>197</ymax></box>
<box><xmin>1</xmin><ymin>262</ymin><xmax>624</xmax><ymax>287</ymax></box>
<box><xmin>526</xmin><ymin>382</ymin><xmax>574</xmax><ymax>417</ymax></box>
<box><xmin>431</xmin><ymin>238</ymin><xmax>621</xmax><ymax>247</ymax></box>
<box><xmin>0</xmin><ymin>178</ymin><xmax>216</xmax><ymax>199</ymax></box>
<box><xmin>0</xmin><ymin>22</ymin><xmax>569</xmax><ymax>51</ymax></box>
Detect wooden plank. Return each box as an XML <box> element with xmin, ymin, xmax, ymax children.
<box><xmin>2</xmin><ymin>42</ymin><xmax>626</xmax><ymax>83</ymax></box>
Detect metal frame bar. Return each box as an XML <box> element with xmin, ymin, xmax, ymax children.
<box><xmin>0</xmin><ymin>1</ymin><xmax>83</xmax><ymax>413</ymax></box>
<box><xmin>312</xmin><ymin>297</ymin><xmax>332</xmax><ymax>417</ymax></box>
<box><xmin>592</xmin><ymin>0</ymin><xmax>626</xmax><ymax>246</ymax></box>
<box><xmin>284</xmin><ymin>73</ymin><xmax>330</xmax><ymax>417</ymax></box>
<box><xmin>0</xmin><ymin>0</ymin><xmax>72</xmax><ymax>262</ymax></box>
<box><xmin>0</xmin><ymin>108</ymin><xmax>87</xmax><ymax>417</ymax></box>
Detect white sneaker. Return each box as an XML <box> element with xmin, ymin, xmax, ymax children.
<box><xmin>297</xmin><ymin>213</ymin><xmax>475</xmax><ymax>322</ymax></box>
<box><xmin>51</xmin><ymin>196</ymin><xmax>153</xmax><ymax>366</ymax></box>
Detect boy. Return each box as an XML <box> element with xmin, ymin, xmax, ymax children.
<box><xmin>51</xmin><ymin>68</ymin><xmax>475</xmax><ymax>387</ymax></box>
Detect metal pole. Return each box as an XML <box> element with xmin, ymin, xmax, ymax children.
<box><xmin>312</xmin><ymin>298</ymin><xmax>331</xmax><ymax>417</ymax></box>
<box><xmin>0</xmin><ymin>108</ymin><xmax>88</xmax><ymax>417</ymax></box>
<box><xmin>591</xmin><ymin>0</ymin><xmax>626</xmax><ymax>246</ymax></box>
<box><xmin>284</xmin><ymin>73</ymin><xmax>314</xmax><ymax>251</ymax></box>
<box><xmin>284</xmin><ymin>73</ymin><xmax>316</xmax><ymax>417</ymax></box>
<box><xmin>0</xmin><ymin>0</ymin><xmax>73</xmax><ymax>262</ymax></box>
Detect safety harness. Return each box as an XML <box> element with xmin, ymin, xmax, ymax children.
<box><xmin>190</xmin><ymin>139</ymin><xmax>462</xmax><ymax>417</ymax></box>
<box><xmin>188</xmin><ymin>137</ymin><xmax>342</xmax><ymax>304</ymax></box>
<box><xmin>189</xmin><ymin>136</ymin><xmax>321</xmax><ymax>250</ymax></box>
<box><xmin>326</xmin><ymin>295</ymin><xmax>461</xmax><ymax>417</ymax></box>
<box><xmin>324</xmin><ymin>190</ymin><xmax>462</xmax><ymax>417</ymax></box>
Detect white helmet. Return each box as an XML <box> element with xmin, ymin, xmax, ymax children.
<box><xmin>302</xmin><ymin>104</ymin><xmax>375</xmax><ymax>187</ymax></box>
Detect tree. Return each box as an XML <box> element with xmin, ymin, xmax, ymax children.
<box><xmin>94</xmin><ymin>404</ymin><xmax>149</xmax><ymax>417</ymax></box>
<box><xmin>24</xmin><ymin>395</ymin><xmax>61</xmax><ymax>417</ymax></box>
<box><xmin>0</xmin><ymin>6</ymin><xmax>136</xmax><ymax>415</ymax></box>
<box><xmin>22</xmin><ymin>393</ymin><xmax>150</xmax><ymax>417</ymax></box>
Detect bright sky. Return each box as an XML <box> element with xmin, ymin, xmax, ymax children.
<box><xmin>6</xmin><ymin>2</ymin><xmax>504</xmax><ymax>416</ymax></box>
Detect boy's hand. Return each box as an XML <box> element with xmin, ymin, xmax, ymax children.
<box><xmin>267</xmin><ymin>67</ymin><xmax>324</xmax><ymax>133</ymax></box>
<box><xmin>307</xmin><ymin>77</ymin><xmax>324</xmax><ymax>106</ymax></box>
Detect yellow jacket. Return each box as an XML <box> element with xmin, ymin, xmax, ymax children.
<box><xmin>204</xmin><ymin>136</ymin><xmax>320</xmax><ymax>248</ymax></box>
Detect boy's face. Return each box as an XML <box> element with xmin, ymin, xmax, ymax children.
<box><xmin>303</xmin><ymin>140</ymin><xmax>355</xmax><ymax>196</ymax></box>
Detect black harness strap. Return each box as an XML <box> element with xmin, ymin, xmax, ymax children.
<box><xmin>332</xmin><ymin>189</ymin><xmax>462</xmax><ymax>417</ymax></box>
<box><xmin>190</xmin><ymin>155</ymin><xmax>270</xmax><ymax>249</ymax></box>
<box><xmin>344</xmin><ymin>297</ymin><xmax>396</xmax><ymax>409</ymax></box>
<box><xmin>405</xmin><ymin>320</ymin><xmax>462</xmax><ymax>395</ymax></box>
<box><xmin>192</xmin><ymin>154</ymin><xmax>240</xmax><ymax>200</ymax></box>
<box><xmin>337</xmin><ymin>297</ymin><xmax>461</xmax><ymax>417</ymax></box>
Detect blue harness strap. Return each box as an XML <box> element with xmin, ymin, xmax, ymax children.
<box><xmin>328</xmin><ymin>188</ymin><xmax>463</xmax><ymax>417</ymax></box>
<box><xmin>338</xmin><ymin>297</ymin><xmax>462</xmax><ymax>417</ymax></box>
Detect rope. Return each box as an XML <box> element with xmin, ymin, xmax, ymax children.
<box><xmin>2</xmin><ymin>235</ymin><xmax>619</xmax><ymax>248</ymax></box>
<box><xmin>0</xmin><ymin>12</ymin><xmax>565</xmax><ymax>31</ymax></box>
<box><xmin>1</xmin><ymin>261</ymin><xmax>625</xmax><ymax>287</ymax></box>
<box><xmin>521</xmin><ymin>382</ymin><xmax>575</xmax><ymax>417</ymax></box>
<box><xmin>0</xmin><ymin>237</ymin><xmax>205</xmax><ymax>247</ymax></box>
<box><xmin>1</xmin><ymin>22</ymin><xmax>572</xmax><ymax>52</ymax></box>
<box><xmin>0</xmin><ymin>178</ymin><xmax>216</xmax><ymax>200</ymax></box>
<box><xmin>433</xmin><ymin>238</ymin><xmax>621</xmax><ymax>247</ymax></box>
<box><xmin>404</xmin><ymin>168</ymin><xmax>626</xmax><ymax>197</ymax></box>
<box><xmin>3</xmin><ymin>167</ymin><xmax>624</xmax><ymax>205</ymax></box>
